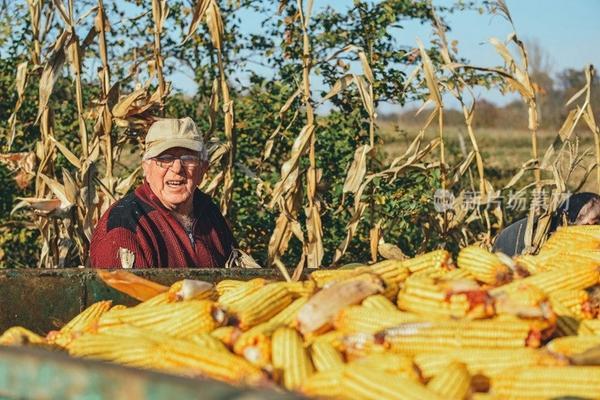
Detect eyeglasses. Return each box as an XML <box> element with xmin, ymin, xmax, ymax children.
<box><xmin>153</xmin><ymin>154</ymin><xmax>202</xmax><ymax>168</ymax></box>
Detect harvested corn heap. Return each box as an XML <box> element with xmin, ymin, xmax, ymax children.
<box><xmin>3</xmin><ymin>226</ymin><xmax>600</xmax><ymax>398</ymax></box>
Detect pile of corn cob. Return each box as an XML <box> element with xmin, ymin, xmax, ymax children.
<box><xmin>3</xmin><ymin>225</ymin><xmax>600</xmax><ymax>399</ymax></box>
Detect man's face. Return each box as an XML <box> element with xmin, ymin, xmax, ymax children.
<box><xmin>142</xmin><ymin>147</ymin><xmax>207</xmax><ymax>212</ymax></box>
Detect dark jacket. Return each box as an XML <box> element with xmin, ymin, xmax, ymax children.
<box><xmin>90</xmin><ymin>181</ymin><xmax>235</xmax><ymax>268</ymax></box>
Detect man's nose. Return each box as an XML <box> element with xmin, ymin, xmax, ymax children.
<box><xmin>169</xmin><ymin>159</ymin><xmax>185</xmax><ymax>173</ymax></box>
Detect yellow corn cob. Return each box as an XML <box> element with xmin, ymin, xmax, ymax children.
<box><xmin>397</xmin><ymin>289</ymin><xmax>486</xmax><ymax>320</ymax></box>
<box><xmin>440</xmin><ymin>268</ymin><xmax>475</xmax><ymax>280</ymax></box>
<box><xmin>491</xmin><ymin>366</ymin><xmax>600</xmax><ymax>400</ymax></box>
<box><xmin>61</xmin><ymin>301</ymin><xmax>113</xmax><ymax>334</ymax></box>
<box><xmin>217</xmin><ymin>278</ymin><xmax>268</xmax><ymax>310</ymax></box>
<box><xmin>339</xmin><ymin>364</ymin><xmax>444</xmax><ymax>400</ymax></box>
<box><xmin>0</xmin><ymin>326</ymin><xmax>45</xmax><ymax>346</ymax></box>
<box><xmin>580</xmin><ymin>319</ymin><xmax>600</xmax><ymax>335</ymax></box>
<box><xmin>547</xmin><ymin>335</ymin><xmax>600</xmax><ymax>357</ymax></box>
<box><xmin>369</xmin><ymin>259</ymin><xmax>410</xmax><ymax>285</ymax></box>
<box><xmin>271</xmin><ymin>327</ymin><xmax>314</xmax><ymax>390</ymax></box>
<box><xmin>107</xmin><ymin>304</ymin><xmax>128</xmax><ymax>313</ymax></box>
<box><xmin>297</xmin><ymin>275</ymin><xmax>384</xmax><ymax>335</ymax></box>
<box><xmin>210</xmin><ymin>326</ymin><xmax>241</xmax><ymax>348</ymax></box>
<box><xmin>158</xmin><ymin>337</ymin><xmax>265</xmax><ymax>385</ymax></box>
<box><xmin>350</xmin><ymin>353</ymin><xmax>419</xmax><ymax>381</ymax></box>
<box><xmin>282</xmin><ymin>280</ymin><xmax>316</xmax><ymax>297</ymax></box>
<box><xmin>470</xmin><ymin>393</ymin><xmax>501</xmax><ymax>400</ymax></box>
<box><xmin>333</xmin><ymin>305</ymin><xmax>421</xmax><ymax>334</ymax></box>
<box><xmin>305</xmin><ymin>330</ymin><xmax>345</xmax><ymax>350</ymax></box>
<box><xmin>72</xmin><ymin>326</ymin><xmax>261</xmax><ymax>384</ymax></box>
<box><xmin>513</xmin><ymin>254</ymin><xmax>546</xmax><ymax>275</ymax></box>
<box><xmin>233</xmin><ymin>321</ymin><xmax>277</xmax><ymax>367</ymax></box>
<box><xmin>490</xmin><ymin>263</ymin><xmax>599</xmax><ymax>297</ymax></box>
<box><xmin>47</xmin><ymin>300</ymin><xmax>113</xmax><ymax>347</ymax></box>
<box><xmin>426</xmin><ymin>361</ymin><xmax>471</xmax><ymax>400</ymax></box>
<box><xmin>215</xmin><ymin>279</ymin><xmax>246</xmax><ymax>296</ymax></box>
<box><xmin>361</xmin><ymin>294</ymin><xmax>399</xmax><ymax>313</ymax></box>
<box><xmin>269</xmin><ymin>296</ymin><xmax>308</xmax><ymax>326</ymax></box>
<box><xmin>549</xmin><ymin>289</ymin><xmax>590</xmax><ymax>318</ymax></box>
<box><xmin>188</xmin><ymin>333</ymin><xmax>228</xmax><ymax>352</ymax></box>
<box><xmin>310</xmin><ymin>340</ymin><xmax>345</xmax><ymax>372</ymax></box>
<box><xmin>68</xmin><ymin>331</ymin><xmax>164</xmax><ymax>369</ymax></box>
<box><xmin>309</xmin><ymin>268</ymin><xmax>369</xmax><ymax>288</ymax></box>
<box><xmin>300</xmin><ymin>369</ymin><xmax>343</xmax><ymax>399</ymax></box>
<box><xmin>414</xmin><ymin>348</ymin><xmax>565</xmax><ymax>379</ymax></box>
<box><xmin>551</xmin><ymin>300</ymin><xmax>585</xmax><ymax>336</ymax></box>
<box><xmin>98</xmin><ymin>300</ymin><xmax>225</xmax><ymax>338</ymax></box>
<box><xmin>378</xmin><ymin>319</ymin><xmax>538</xmax><ymax>355</ymax></box>
<box><xmin>228</xmin><ymin>283</ymin><xmax>293</xmax><ymax>329</ymax></box>
<box><xmin>457</xmin><ymin>246</ymin><xmax>512</xmax><ymax>285</ymax></box>
<box><xmin>167</xmin><ymin>279</ymin><xmax>216</xmax><ymax>301</ymax></box>
<box><xmin>135</xmin><ymin>292</ymin><xmax>170</xmax><ymax>308</ymax></box>
<box><xmin>401</xmin><ymin>249</ymin><xmax>453</xmax><ymax>274</ymax></box>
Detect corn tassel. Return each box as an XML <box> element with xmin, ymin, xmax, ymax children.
<box><xmin>426</xmin><ymin>361</ymin><xmax>471</xmax><ymax>400</ymax></box>
<box><xmin>457</xmin><ymin>246</ymin><xmax>512</xmax><ymax>285</ymax></box>
<box><xmin>310</xmin><ymin>340</ymin><xmax>344</xmax><ymax>372</ymax></box>
<box><xmin>491</xmin><ymin>366</ymin><xmax>600</xmax><ymax>400</ymax></box>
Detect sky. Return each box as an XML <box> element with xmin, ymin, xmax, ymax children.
<box><xmin>169</xmin><ymin>0</ymin><xmax>600</xmax><ymax>112</ymax></box>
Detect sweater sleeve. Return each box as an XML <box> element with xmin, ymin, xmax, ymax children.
<box><xmin>89</xmin><ymin>213</ymin><xmax>154</xmax><ymax>268</ymax></box>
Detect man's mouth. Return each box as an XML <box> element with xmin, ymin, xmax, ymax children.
<box><xmin>166</xmin><ymin>180</ymin><xmax>185</xmax><ymax>187</ymax></box>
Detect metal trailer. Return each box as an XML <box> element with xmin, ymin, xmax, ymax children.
<box><xmin>0</xmin><ymin>268</ymin><xmax>300</xmax><ymax>400</ymax></box>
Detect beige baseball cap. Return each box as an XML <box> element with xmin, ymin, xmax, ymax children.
<box><xmin>143</xmin><ymin>117</ymin><xmax>208</xmax><ymax>160</ymax></box>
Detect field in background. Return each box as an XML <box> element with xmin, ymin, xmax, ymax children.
<box><xmin>379</xmin><ymin>120</ymin><xmax>599</xmax><ymax>193</ymax></box>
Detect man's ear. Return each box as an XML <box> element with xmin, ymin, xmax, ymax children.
<box><xmin>141</xmin><ymin>160</ymin><xmax>150</xmax><ymax>177</ymax></box>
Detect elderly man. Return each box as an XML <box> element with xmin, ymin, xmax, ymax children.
<box><xmin>90</xmin><ymin>117</ymin><xmax>235</xmax><ymax>268</ymax></box>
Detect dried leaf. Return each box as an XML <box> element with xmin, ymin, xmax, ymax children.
<box><xmin>343</xmin><ymin>144</ymin><xmax>372</xmax><ymax>193</ymax></box>
<box><xmin>182</xmin><ymin>0</ymin><xmax>211</xmax><ymax>44</ymax></box>
<box><xmin>358</xmin><ymin>51</ymin><xmax>374</xmax><ymax>84</ymax></box>
<box><xmin>417</xmin><ymin>38</ymin><xmax>442</xmax><ymax>107</ymax></box>
<box><xmin>49</xmin><ymin>136</ymin><xmax>81</xmax><ymax>169</ymax></box>
<box><xmin>323</xmin><ymin>74</ymin><xmax>354</xmax><ymax>101</ymax></box>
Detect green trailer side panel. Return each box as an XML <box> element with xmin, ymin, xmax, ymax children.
<box><xmin>0</xmin><ymin>345</ymin><xmax>297</xmax><ymax>400</ymax></box>
<box><xmin>0</xmin><ymin>269</ymin><xmax>289</xmax><ymax>334</ymax></box>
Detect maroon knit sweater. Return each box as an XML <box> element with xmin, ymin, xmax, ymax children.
<box><xmin>90</xmin><ymin>181</ymin><xmax>235</xmax><ymax>268</ymax></box>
